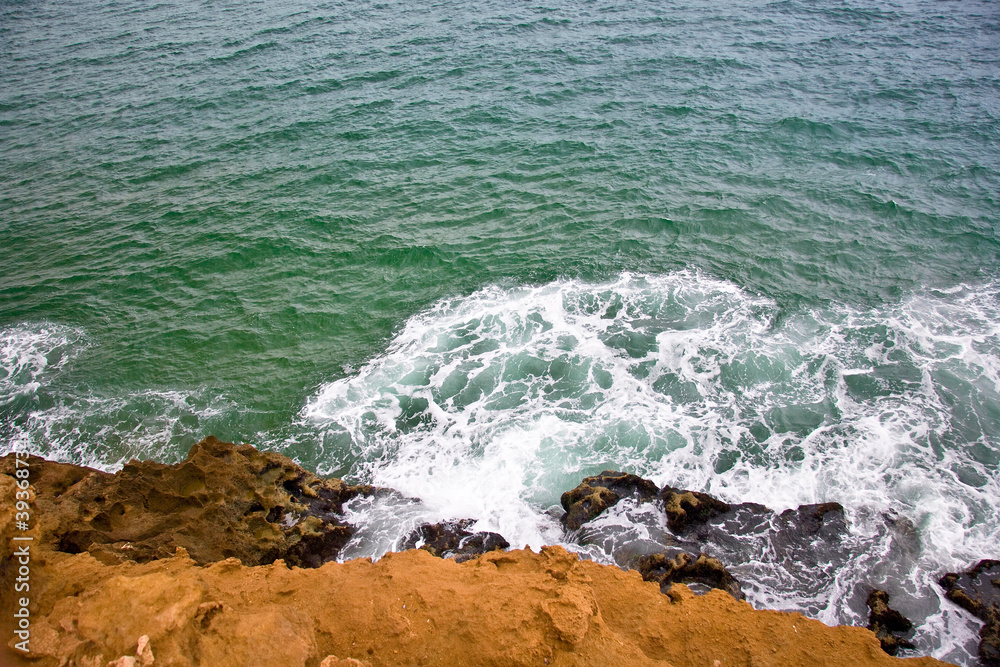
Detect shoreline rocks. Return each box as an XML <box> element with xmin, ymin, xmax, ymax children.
<box><xmin>560</xmin><ymin>471</ymin><xmax>659</xmax><ymax>530</ymax></box>
<box><xmin>0</xmin><ymin>438</ymin><xmax>972</xmax><ymax>666</ymax></box>
<box><xmin>558</xmin><ymin>470</ymin><xmax>853</xmax><ymax>612</ymax></box>
<box><xmin>0</xmin><ymin>436</ymin><xmax>377</xmax><ymax>569</ymax></box>
<box><xmin>939</xmin><ymin>560</ymin><xmax>1000</xmax><ymax>666</ymax></box>
<box><xmin>866</xmin><ymin>590</ymin><xmax>917</xmax><ymax>656</ymax></box>
<box><xmin>400</xmin><ymin>519</ymin><xmax>510</xmax><ymax>562</ymax></box>
<box><xmin>556</xmin><ymin>468</ymin><xmax>999</xmax><ymax>664</ymax></box>
<box><xmin>636</xmin><ymin>550</ymin><xmax>744</xmax><ymax>600</ymax></box>
<box><xmin>658</xmin><ymin>484</ymin><xmax>734</xmax><ymax>533</ymax></box>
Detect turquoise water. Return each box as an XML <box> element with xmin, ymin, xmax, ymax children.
<box><xmin>2</xmin><ymin>0</ymin><xmax>999</xmax><ymax>661</ymax></box>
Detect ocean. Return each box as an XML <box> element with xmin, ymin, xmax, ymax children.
<box><xmin>2</xmin><ymin>0</ymin><xmax>998</xmax><ymax>662</ymax></box>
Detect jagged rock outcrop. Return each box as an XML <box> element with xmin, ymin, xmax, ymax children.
<box><xmin>636</xmin><ymin>550</ymin><xmax>744</xmax><ymax>600</ymax></box>
<box><xmin>866</xmin><ymin>590</ymin><xmax>916</xmax><ymax>655</ymax></box>
<box><xmin>400</xmin><ymin>519</ymin><xmax>510</xmax><ymax>562</ymax></box>
<box><xmin>0</xmin><ymin>436</ymin><xmax>376</xmax><ymax>567</ymax></box>
<box><xmin>939</xmin><ymin>559</ymin><xmax>1000</xmax><ymax>666</ymax></box>
<box><xmin>558</xmin><ymin>471</ymin><xmax>847</xmax><ymax>554</ymax></box>
<box><xmin>560</xmin><ymin>471</ymin><xmax>659</xmax><ymax>530</ymax></box>
<box><xmin>0</xmin><ymin>444</ymin><xmax>955</xmax><ymax>667</ymax></box>
<box><xmin>658</xmin><ymin>485</ymin><xmax>734</xmax><ymax>533</ymax></box>
<box><xmin>560</xmin><ymin>471</ymin><xmax>853</xmax><ymax>582</ymax></box>
<box><xmin>558</xmin><ymin>470</ymin><xmax>928</xmax><ymax>654</ymax></box>
<box><xmin>0</xmin><ymin>485</ymin><xmax>949</xmax><ymax>667</ymax></box>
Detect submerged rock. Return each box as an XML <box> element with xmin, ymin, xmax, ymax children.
<box><xmin>866</xmin><ymin>589</ymin><xmax>916</xmax><ymax>656</ymax></box>
<box><xmin>939</xmin><ymin>559</ymin><xmax>1000</xmax><ymax>666</ymax></box>
<box><xmin>560</xmin><ymin>470</ymin><xmax>659</xmax><ymax>530</ymax></box>
<box><xmin>0</xmin><ymin>436</ymin><xmax>376</xmax><ymax>568</ymax></box>
<box><xmin>777</xmin><ymin>502</ymin><xmax>847</xmax><ymax>537</ymax></box>
<box><xmin>400</xmin><ymin>519</ymin><xmax>509</xmax><ymax>563</ymax></box>
<box><xmin>635</xmin><ymin>550</ymin><xmax>744</xmax><ymax>600</ymax></box>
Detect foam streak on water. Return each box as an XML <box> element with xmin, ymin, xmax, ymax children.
<box><xmin>0</xmin><ymin>323</ymin><xmax>237</xmax><ymax>469</ymax></box>
<box><xmin>302</xmin><ymin>272</ymin><xmax>1000</xmax><ymax>663</ymax></box>
<box><xmin>0</xmin><ymin>323</ymin><xmax>86</xmax><ymax>408</ymax></box>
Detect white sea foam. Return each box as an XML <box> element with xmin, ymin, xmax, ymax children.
<box><xmin>5</xmin><ymin>388</ymin><xmax>238</xmax><ymax>470</ymax></box>
<box><xmin>0</xmin><ymin>323</ymin><xmax>87</xmax><ymax>408</ymax></box>
<box><xmin>3</xmin><ymin>279</ymin><xmax>995</xmax><ymax>661</ymax></box>
<box><xmin>0</xmin><ymin>322</ymin><xmax>235</xmax><ymax>470</ymax></box>
<box><xmin>301</xmin><ymin>271</ymin><xmax>1000</xmax><ymax>662</ymax></box>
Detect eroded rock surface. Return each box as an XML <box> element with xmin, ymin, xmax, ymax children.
<box><xmin>940</xmin><ymin>559</ymin><xmax>1000</xmax><ymax>666</ymax></box>
<box><xmin>659</xmin><ymin>485</ymin><xmax>733</xmax><ymax>533</ymax></box>
<box><xmin>636</xmin><ymin>550</ymin><xmax>744</xmax><ymax>600</ymax></box>
<box><xmin>0</xmin><ymin>436</ymin><xmax>376</xmax><ymax>567</ymax></box>
<box><xmin>560</xmin><ymin>470</ymin><xmax>927</xmax><ymax>649</ymax></box>
<box><xmin>866</xmin><ymin>590</ymin><xmax>916</xmax><ymax>656</ymax></box>
<box><xmin>560</xmin><ymin>472</ymin><xmax>854</xmax><ymax>579</ymax></box>
<box><xmin>0</xmin><ymin>515</ymin><xmax>948</xmax><ymax>667</ymax></box>
<box><xmin>400</xmin><ymin>519</ymin><xmax>510</xmax><ymax>562</ymax></box>
<box><xmin>559</xmin><ymin>470</ymin><xmax>848</xmax><ymax>559</ymax></box>
<box><xmin>560</xmin><ymin>471</ymin><xmax>659</xmax><ymax>530</ymax></box>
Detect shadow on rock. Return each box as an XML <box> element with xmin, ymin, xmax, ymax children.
<box><xmin>401</xmin><ymin>519</ymin><xmax>509</xmax><ymax>563</ymax></box>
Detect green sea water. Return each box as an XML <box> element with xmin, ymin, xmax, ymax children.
<box><xmin>2</xmin><ymin>0</ymin><xmax>999</xmax><ymax>661</ymax></box>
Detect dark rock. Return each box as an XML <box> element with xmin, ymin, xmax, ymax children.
<box><xmin>658</xmin><ymin>485</ymin><xmax>732</xmax><ymax>533</ymax></box>
<box><xmin>636</xmin><ymin>550</ymin><xmax>743</xmax><ymax>600</ymax></box>
<box><xmin>940</xmin><ymin>559</ymin><xmax>1000</xmax><ymax>618</ymax></box>
<box><xmin>939</xmin><ymin>559</ymin><xmax>1000</xmax><ymax>666</ymax></box>
<box><xmin>778</xmin><ymin>502</ymin><xmax>846</xmax><ymax>535</ymax></box>
<box><xmin>401</xmin><ymin>519</ymin><xmax>509</xmax><ymax>563</ymax></box>
<box><xmin>558</xmin><ymin>470</ymin><xmax>923</xmax><ymax>637</ymax></box>
<box><xmin>866</xmin><ymin>589</ymin><xmax>915</xmax><ymax>655</ymax></box>
<box><xmin>560</xmin><ymin>471</ymin><xmax>659</xmax><ymax>530</ymax></box>
<box><xmin>770</xmin><ymin>502</ymin><xmax>848</xmax><ymax>559</ymax></box>
<box><xmin>982</xmin><ymin>609</ymin><xmax>1000</xmax><ymax>666</ymax></box>
<box><xmin>0</xmin><ymin>436</ymin><xmax>377</xmax><ymax>568</ymax></box>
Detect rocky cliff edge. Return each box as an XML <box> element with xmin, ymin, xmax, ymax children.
<box><xmin>0</xmin><ymin>438</ymin><xmax>951</xmax><ymax>667</ymax></box>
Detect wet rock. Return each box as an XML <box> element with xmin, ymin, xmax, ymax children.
<box><xmin>778</xmin><ymin>502</ymin><xmax>847</xmax><ymax>536</ymax></box>
<box><xmin>559</xmin><ymin>474</ymin><xmax>859</xmax><ymax>606</ymax></box>
<box><xmin>866</xmin><ymin>589</ymin><xmax>915</xmax><ymax>655</ymax></box>
<box><xmin>557</xmin><ymin>471</ymin><xmax>897</xmax><ymax>627</ymax></box>
<box><xmin>674</xmin><ymin>497</ymin><xmax>850</xmax><ymax>578</ymax></box>
<box><xmin>658</xmin><ymin>484</ymin><xmax>733</xmax><ymax>533</ymax></box>
<box><xmin>939</xmin><ymin>559</ymin><xmax>1000</xmax><ymax>617</ymax></box>
<box><xmin>401</xmin><ymin>519</ymin><xmax>509</xmax><ymax>563</ymax></box>
<box><xmin>635</xmin><ymin>550</ymin><xmax>743</xmax><ymax>600</ymax></box>
<box><xmin>0</xmin><ymin>436</ymin><xmax>377</xmax><ymax>567</ymax></box>
<box><xmin>939</xmin><ymin>559</ymin><xmax>1000</xmax><ymax>666</ymax></box>
<box><xmin>771</xmin><ymin>502</ymin><xmax>848</xmax><ymax>562</ymax></box>
<box><xmin>982</xmin><ymin>609</ymin><xmax>1000</xmax><ymax>666</ymax></box>
<box><xmin>560</xmin><ymin>471</ymin><xmax>659</xmax><ymax>530</ymax></box>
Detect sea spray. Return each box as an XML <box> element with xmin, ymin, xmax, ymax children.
<box><xmin>302</xmin><ymin>271</ymin><xmax>1000</xmax><ymax>663</ymax></box>
<box><xmin>1</xmin><ymin>323</ymin><xmax>237</xmax><ymax>468</ymax></box>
